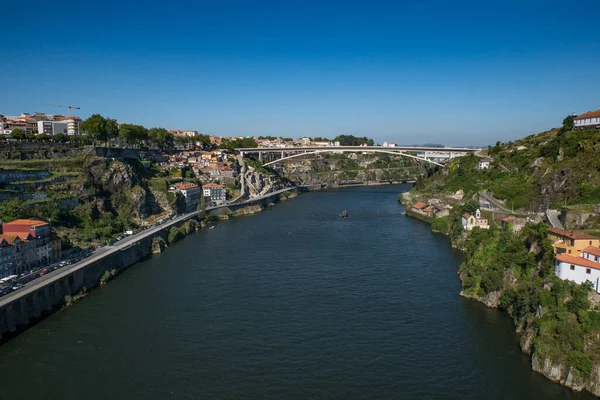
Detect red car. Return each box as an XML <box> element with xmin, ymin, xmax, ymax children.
<box><xmin>39</xmin><ymin>268</ymin><xmax>48</xmax><ymax>276</ymax></box>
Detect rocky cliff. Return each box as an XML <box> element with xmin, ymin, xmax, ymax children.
<box><xmin>279</xmin><ymin>153</ymin><xmax>418</xmax><ymax>186</ymax></box>
<box><xmin>242</xmin><ymin>166</ymin><xmax>295</xmax><ymax>198</ymax></box>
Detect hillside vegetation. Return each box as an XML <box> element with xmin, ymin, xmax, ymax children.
<box><xmin>0</xmin><ymin>148</ymin><xmax>191</xmax><ymax>248</ymax></box>
<box><xmin>415</xmin><ymin>127</ymin><xmax>600</xmax><ymax>212</ymax></box>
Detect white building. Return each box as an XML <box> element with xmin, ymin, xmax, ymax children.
<box><xmin>555</xmin><ymin>246</ymin><xmax>600</xmax><ymax>292</ymax></box>
<box><xmin>462</xmin><ymin>209</ymin><xmax>489</xmax><ymax>231</ymax></box>
<box><xmin>60</xmin><ymin>118</ymin><xmax>81</xmax><ymax>135</ymax></box>
<box><xmin>478</xmin><ymin>158</ymin><xmax>492</xmax><ymax>170</ymax></box>
<box><xmin>169</xmin><ymin>129</ymin><xmax>199</xmax><ymax>137</ymax></box>
<box><xmin>169</xmin><ymin>182</ymin><xmax>202</xmax><ymax>212</ymax></box>
<box><xmin>37</xmin><ymin>121</ymin><xmax>68</xmax><ymax>135</ymax></box>
<box><xmin>573</xmin><ymin>109</ymin><xmax>600</xmax><ymax>129</ymax></box>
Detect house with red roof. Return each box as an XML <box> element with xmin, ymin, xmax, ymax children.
<box><xmin>555</xmin><ymin>246</ymin><xmax>600</xmax><ymax>292</ymax></box>
<box><xmin>203</xmin><ymin>183</ymin><xmax>226</xmax><ymax>205</ymax></box>
<box><xmin>574</xmin><ymin>108</ymin><xmax>600</xmax><ymax>129</ymax></box>
<box><xmin>169</xmin><ymin>183</ymin><xmax>202</xmax><ymax>212</ymax></box>
<box><xmin>0</xmin><ymin>219</ymin><xmax>61</xmax><ymax>278</ymax></box>
<box><xmin>547</xmin><ymin>228</ymin><xmax>600</xmax><ymax>255</ymax></box>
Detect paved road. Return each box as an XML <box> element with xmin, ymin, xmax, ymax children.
<box><xmin>478</xmin><ymin>191</ymin><xmax>517</xmax><ymax>214</ymax></box>
<box><xmin>546</xmin><ymin>209</ymin><xmax>563</xmax><ymax>228</ymax></box>
<box><xmin>0</xmin><ymin>187</ymin><xmax>297</xmax><ymax>308</ymax></box>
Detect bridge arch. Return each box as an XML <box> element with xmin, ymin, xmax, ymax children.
<box><xmin>261</xmin><ymin>149</ymin><xmax>445</xmax><ymax>167</ymax></box>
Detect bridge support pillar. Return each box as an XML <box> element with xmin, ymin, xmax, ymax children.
<box><xmin>259</xmin><ymin>152</ymin><xmax>263</xmax><ymax>163</ymax></box>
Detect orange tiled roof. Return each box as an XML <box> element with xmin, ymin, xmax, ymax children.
<box><xmin>463</xmin><ymin>213</ymin><xmax>472</xmax><ymax>219</ymax></box>
<box><xmin>574</xmin><ymin>110</ymin><xmax>600</xmax><ymax>120</ymax></box>
<box><xmin>556</xmin><ymin>253</ymin><xmax>600</xmax><ymax>270</ymax></box>
<box><xmin>174</xmin><ymin>182</ymin><xmax>199</xmax><ymax>190</ymax></box>
<box><xmin>0</xmin><ymin>233</ymin><xmax>31</xmax><ymax>243</ymax></box>
<box><xmin>424</xmin><ymin>205</ymin><xmax>435</xmax><ymax>213</ymax></box>
<box><xmin>203</xmin><ymin>183</ymin><xmax>225</xmax><ymax>189</ymax></box>
<box><xmin>412</xmin><ymin>202</ymin><xmax>427</xmax><ymax>209</ymax></box>
<box><xmin>583</xmin><ymin>246</ymin><xmax>600</xmax><ymax>257</ymax></box>
<box><xmin>548</xmin><ymin>227</ymin><xmax>599</xmax><ymax>241</ymax></box>
<box><xmin>4</xmin><ymin>219</ymin><xmax>48</xmax><ymax>227</ymax></box>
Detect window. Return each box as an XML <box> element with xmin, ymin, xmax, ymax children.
<box><xmin>568</xmin><ymin>250</ymin><xmax>572</xmax><ymax>254</ymax></box>
<box><xmin>590</xmin><ymin>241</ymin><xmax>593</xmax><ymax>245</ymax></box>
<box><xmin>587</xmin><ymin>268</ymin><xmax>592</xmax><ymax>274</ymax></box>
<box><xmin>571</xmin><ymin>265</ymin><xmax>575</xmax><ymax>270</ymax></box>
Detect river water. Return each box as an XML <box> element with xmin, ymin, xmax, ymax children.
<box><xmin>0</xmin><ymin>185</ymin><xmax>595</xmax><ymax>399</ymax></box>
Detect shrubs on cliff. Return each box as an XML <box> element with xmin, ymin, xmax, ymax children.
<box><xmin>168</xmin><ymin>227</ymin><xmax>184</xmax><ymax>244</ymax></box>
<box><xmin>167</xmin><ymin>220</ymin><xmax>198</xmax><ymax>244</ymax></box>
<box><xmin>456</xmin><ymin>220</ymin><xmax>600</xmax><ymax>379</ymax></box>
<box><xmin>413</xmin><ymin>128</ymin><xmax>600</xmax><ymax>211</ymax></box>
<box><xmin>431</xmin><ymin>216</ymin><xmax>449</xmax><ymax>234</ymax></box>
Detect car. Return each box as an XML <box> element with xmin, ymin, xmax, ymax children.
<box><xmin>39</xmin><ymin>268</ymin><xmax>48</xmax><ymax>276</ymax></box>
<box><xmin>11</xmin><ymin>284</ymin><xmax>24</xmax><ymax>291</ymax></box>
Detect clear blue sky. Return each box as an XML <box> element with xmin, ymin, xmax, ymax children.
<box><xmin>2</xmin><ymin>0</ymin><xmax>599</xmax><ymax>146</ymax></box>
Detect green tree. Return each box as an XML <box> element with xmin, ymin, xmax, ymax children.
<box><xmin>0</xmin><ymin>198</ymin><xmax>27</xmax><ymax>222</ymax></box>
<box><xmin>148</xmin><ymin>127</ymin><xmax>174</xmax><ymax>150</ymax></box>
<box><xmin>54</xmin><ymin>133</ymin><xmax>68</xmax><ymax>143</ymax></box>
<box><xmin>333</xmin><ymin>134</ymin><xmax>374</xmax><ymax>146</ymax></box>
<box><xmin>106</xmin><ymin>118</ymin><xmax>119</xmax><ymax>142</ymax></box>
<box><xmin>119</xmin><ymin>124</ymin><xmax>148</xmax><ymax>147</ymax></box>
<box><xmin>462</xmin><ymin>199</ymin><xmax>480</xmax><ymax>215</ymax></box>
<box><xmin>175</xmin><ymin>135</ymin><xmax>189</xmax><ymax>148</ymax></box>
<box><xmin>37</xmin><ymin>133</ymin><xmax>51</xmax><ymax>141</ymax></box>
<box><xmin>10</xmin><ymin>129</ymin><xmax>25</xmax><ymax>140</ymax></box>
<box><xmin>81</xmin><ymin>114</ymin><xmax>108</xmax><ymax>142</ymax></box>
<box><xmin>219</xmin><ymin>137</ymin><xmax>257</xmax><ymax>150</ymax></box>
<box><xmin>562</xmin><ymin>115</ymin><xmax>574</xmax><ymax>132</ymax></box>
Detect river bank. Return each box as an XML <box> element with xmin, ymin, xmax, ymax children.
<box><xmin>399</xmin><ymin>194</ymin><xmax>600</xmax><ymax>398</ymax></box>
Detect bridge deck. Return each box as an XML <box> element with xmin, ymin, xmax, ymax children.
<box><xmin>236</xmin><ymin>145</ymin><xmax>481</xmax><ymax>153</ymax></box>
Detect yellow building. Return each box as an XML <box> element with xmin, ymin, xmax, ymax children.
<box><xmin>548</xmin><ymin>227</ymin><xmax>600</xmax><ymax>255</ymax></box>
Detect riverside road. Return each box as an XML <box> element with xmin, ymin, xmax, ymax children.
<box><xmin>0</xmin><ymin>187</ymin><xmax>296</xmax><ymax>309</ymax></box>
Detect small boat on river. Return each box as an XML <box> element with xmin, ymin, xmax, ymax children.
<box><xmin>340</xmin><ymin>210</ymin><xmax>349</xmax><ymax>218</ymax></box>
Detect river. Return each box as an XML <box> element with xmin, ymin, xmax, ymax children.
<box><xmin>0</xmin><ymin>185</ymin><xmax>594</xmax><ymax>399</ymax></box>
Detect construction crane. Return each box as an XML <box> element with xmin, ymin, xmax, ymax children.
<box><xmin>43</xmin><ymin>104</ymin><xmax>81</xmax><ymax>118</ymax></box>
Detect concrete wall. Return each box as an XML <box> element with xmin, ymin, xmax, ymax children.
<box><xmin>0</xmin><ymin>169</ymin><xmax>51</xmax><ymax>183</ymax></box>
<box><xmin>0</xmin><ymin>217</ymin><xmax>189</xmax><ymax>341</ymax></box>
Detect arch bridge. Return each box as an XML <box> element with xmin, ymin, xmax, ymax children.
<box><xmin>236</xmin><ymin>145</ymin><xmax>481</xmax><ymax>167</ymax></box>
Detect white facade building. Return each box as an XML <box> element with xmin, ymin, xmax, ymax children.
<box><xmin>37</xmin><ymin>121</ymin><xmax>68</xmax><ymax>135</ymax></box>
<box><xmin>555</xmin><ymin>246</ymin><xmax>600</xmax><ymax>292</ymax></box>
<box><xmin>169</xmin><ymin>183</ymin><xmax>202</xmax><ymax>212</ymax></box>
<box><xmin>462</xmin><ymin>209</ymin><xmax>489</xmax><ymax>231</ymax></box>
<box><xmin>478</xmin><ymin>158</ymin><xmax>492</xmax><ymax>170</ymax></box>
<box><xmin>61</xmin><ymin>118</ymin><xmax>80</xmax><ymax>135</ymax></box>
<box><xmin>573</xmin><ymin>109</ymin><xmax>600</xmax><ymax>129</ymax></box>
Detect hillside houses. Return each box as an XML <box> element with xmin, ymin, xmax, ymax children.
<box><xmin>162</xmin><ymin>150</ymin><xmax>238</xmax><ymax>182</ymax></box>
<box><xmin>410</xmin><ymin>201</ymin><xmax>451</xmax><ymax>218</ymax></box>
